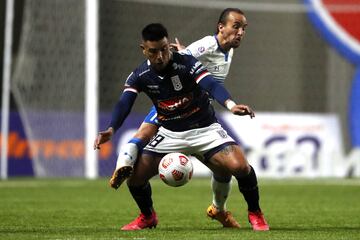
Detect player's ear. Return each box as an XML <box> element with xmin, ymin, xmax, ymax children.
<box><xmin>140</xmin><ymin>43</ymin><xmax>146</xmax><ymax>54</ymax></box>
<box><xmin>218</xmin><ymin>23</ymin><xmax>224</xmax><ymax>33</ymax></box>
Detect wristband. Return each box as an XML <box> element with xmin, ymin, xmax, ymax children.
<box><xmin>226</xmin><ymin>100</ymin><xmax>236</xmax><ymax>110</ymax></box>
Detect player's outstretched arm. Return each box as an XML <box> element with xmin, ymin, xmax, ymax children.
<box><xmin>93</xmin><ymin>127</ymin><xmax>114</xmax><ymax>149</ymax></box>
<box><xmin>94</xmin><ymin>90</ymin><xmax>137</xmax><ymax>150</ymax></box>
<box><xmin>225</xmin><ymin>100</ymin><xmax>255</xmax><ymax>118</ymax></box>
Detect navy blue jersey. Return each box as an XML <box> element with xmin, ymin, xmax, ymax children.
<box><xmin>125</xmin><ymin>52</ymin><xmax>217</xmax><ymax>131</ymax></box>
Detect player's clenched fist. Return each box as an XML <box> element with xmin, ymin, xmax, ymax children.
<box><xmin>93</xmin><ymin>127</ymin><xmax>114</xmax><ymax>150</ymax></box>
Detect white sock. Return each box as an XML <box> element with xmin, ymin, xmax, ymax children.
<box><xmin>115</xmin><ymin>143</ymin><xmax>138</xmax><ymax>169</ymax></box>
<box><xmin>211</xmin><ymin>176</ymin><xmax>232</xmax><ymax>211</ymax></box>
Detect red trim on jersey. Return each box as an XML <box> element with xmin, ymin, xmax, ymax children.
<box><xmin>195</xmin><ymin>71</ymin><xmax>211</xmax><ymax>83</ymax></box>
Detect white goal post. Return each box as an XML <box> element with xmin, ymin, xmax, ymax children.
<box><xmin>1</xmin><ymin>0</ymin><xmax>14</xmax><ymax>180</ymax></box>
<box><xmin>85</xmin><ymin>0</ymin><xmax>99</xmax><ymax>179</ymax></box>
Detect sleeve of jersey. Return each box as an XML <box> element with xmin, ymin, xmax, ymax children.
<box><xmin>143</xmin><ymin>105</ymin><xmax>160</xmax><ymax>126</ymax></box>
<box><xmin>197</xmin><ymin>74</ymin><xmax>232</xmax><ymax>107</ymax></box>
<box><xmin>180</xmin><ymin>36</ymin><xmax>212</xmax><ymax>58</ymax></box>
<box><xmin>108</xmin><ymin>89</ymin><xmax>138</xmax><ymax>132</ymax></box>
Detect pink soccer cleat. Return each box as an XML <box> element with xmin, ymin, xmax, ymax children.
<box><xmin>248</xmin><ymin>210</ymin><xmax>269</xmax><ymax>231</ymax></box>
<box><xmin>121</xmin><ymin>211</ymin><xmax>158</xmax><ymax>231</ymax></box>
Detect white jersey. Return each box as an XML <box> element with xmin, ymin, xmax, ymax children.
<box><xmin>180</xmin><ymin>35</ymin><xmax>234</xmax><ymax>84</ymax></box>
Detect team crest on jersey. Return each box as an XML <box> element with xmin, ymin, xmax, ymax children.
<box><xmin>171</xmin><ymin>75</ymin><xmax>182</xmax><ymax>91</ymax></box>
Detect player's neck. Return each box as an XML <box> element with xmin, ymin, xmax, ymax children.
<box><xmin>149</xmin><ymin>52</ymin><xmax>173</xmax><ymax>75</ymax></box>
<box><xmin>215</xmin><ymin>34</ymin><xmax>231</xmax><ymax>52</ymax></box>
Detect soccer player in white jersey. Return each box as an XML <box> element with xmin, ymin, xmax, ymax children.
<box><xmin>95</xmin><ymin>9</ymin><xmax>269</xmax><ymax>231</ymax></box>
<box><xmin>177</xmin><ymin>33</ymin><xmax>234</xmax><ymax>85</ymax></box>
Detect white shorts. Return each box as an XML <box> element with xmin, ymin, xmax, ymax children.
<box><xmin>143</xmin><ymin>123</ymin><xmax>236</xmax><ymax>162</ymax></box>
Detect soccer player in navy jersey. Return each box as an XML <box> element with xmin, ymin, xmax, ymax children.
<box><xmin>94</xmin><ymin>22</ymin><xmax>269</xmax><ymax>231</ymax></box>
<box><xmin>98</xmin><ymin>8</ymin><xmax>269</xmax><ymax>230</ymax></box>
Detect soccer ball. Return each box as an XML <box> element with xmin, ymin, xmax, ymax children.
<box><xmin>158</xmin><ymin>152</ymin><xmax>193</xmax><ymax>187</ymax></box>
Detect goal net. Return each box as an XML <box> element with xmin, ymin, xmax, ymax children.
<box><xmin>11</xmin><ymin>0</ymin><xmax>86</xmax><ymax>177</ymax></box>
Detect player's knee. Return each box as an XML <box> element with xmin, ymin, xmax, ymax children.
<box><xmin>231</xmin><ymin>162</ymin><xmax>251</xmax><ymax>178</ymax></box>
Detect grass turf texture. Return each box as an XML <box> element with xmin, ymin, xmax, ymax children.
<box><xmin>0</xmin><ymin>178</ymin><xmax>359</xmax><ymax>240</ymax></box>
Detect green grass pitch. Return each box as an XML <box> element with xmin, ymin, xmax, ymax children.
<box><xmin>0</xmin><ymin>178</ymin><xmax>360</xmax><ymax>240</ymax></box>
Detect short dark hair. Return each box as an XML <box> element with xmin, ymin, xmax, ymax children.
<box><xmin>216</xmin><ymin>8</ymin><xmax>245</xmax><ymax>33</ymax></box>
<box><xmin>142</xmin><ymin>23</ymin><xmax>168</xmax><ymax>41</ymax></box>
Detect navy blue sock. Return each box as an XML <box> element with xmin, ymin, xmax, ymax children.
<box><xmin>236</xmin><ymin>166</ymin><xmax>260</xmax><ymax>212</ymax></box>
<box><xmin>128</xmin><ymin>182</ymin><xmax>153</xmax><ymax>216</ymax></box>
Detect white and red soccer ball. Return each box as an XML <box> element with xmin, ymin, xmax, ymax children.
<box><xmin>158</xmin><ymin>152</ymin><xmax>193</xmax><ymax>187</ymax></box>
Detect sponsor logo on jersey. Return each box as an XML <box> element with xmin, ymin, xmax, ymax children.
<box><xmin>198</xmin><ymin>46</ymin><xmax>205</xmax><ymax>53</ymax></box>
<box><xmin>157</xmin><ymin>107</ymin><xmax>200</xmax><ymax>121</ymax></box>
<box><xmin>172</xmin><ymin>63</ymin><xmax>186</xmax><ymax>70</ymax></box>
<box><xmin>147</xmin><ymin>85</ymin><xmax>159</xmax><ymax>89</ymax></box>
<box><xmin>147</xmin><ymin>85</ymin><xmax>160</xmax><ymax>93</ymax></box>
<box><xmin>158</xmin><ymin>94</ymin><xmax>193</xmax><ymax>111</ymax></box>
<box><xmin>171</xmin><ymin>75</ymin><xmax>183</xmax><ymax>91</ymax></box>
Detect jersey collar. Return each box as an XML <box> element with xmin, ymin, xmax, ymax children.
<box><xmin>214</xmin><ymin>35</ymin><xmax>229</xmax><ymax>62</ymax></box>
<box><xmin>147</xmin><ymin>55</ymin><xmax>174</xmax><ymax>78</ymax></box>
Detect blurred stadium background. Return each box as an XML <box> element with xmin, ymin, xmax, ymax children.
<box><xmin>0</xmin><ymin>0</ymin><xmax>359</xmax><ymax>179</ymax></box>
